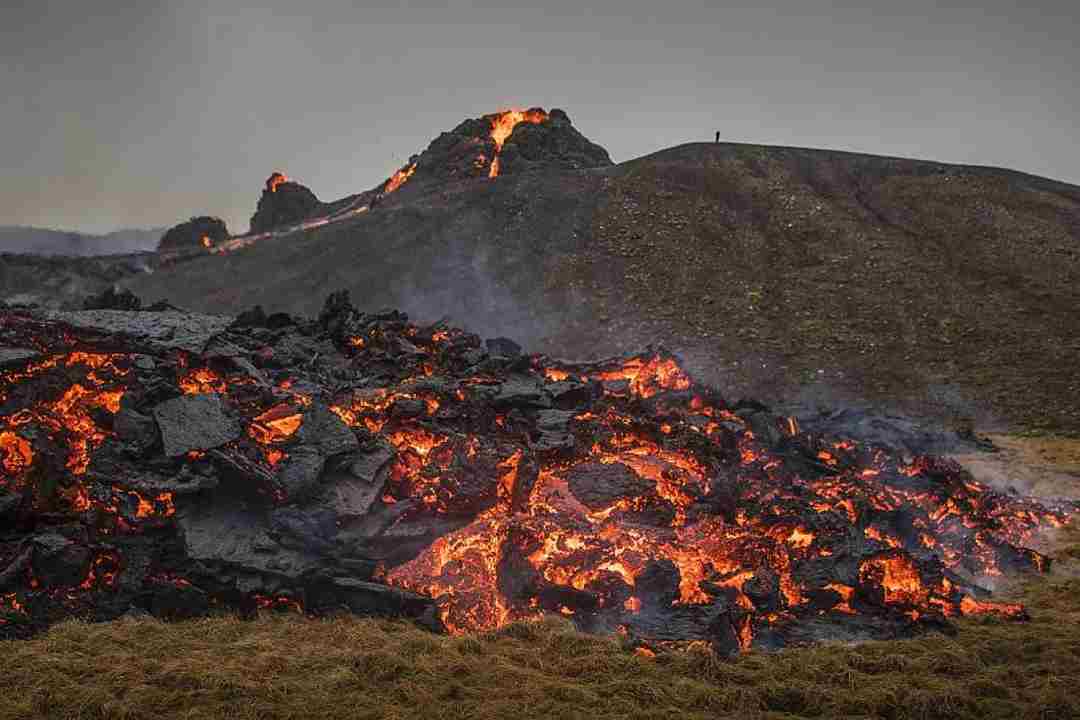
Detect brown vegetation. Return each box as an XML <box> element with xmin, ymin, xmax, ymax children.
<box><xmin>1</xmin><ymin>522</ymin><xmax>1076</xmax><ymax>720</ymax></box>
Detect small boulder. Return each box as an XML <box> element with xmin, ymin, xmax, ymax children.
<box><xmin>31</xmin><ymin>534</ymin><xmax>92</xmax><ymax>587</ymax></box>
<box><xmin>113</xmin><ymin>408</ymin><xmax>158</xmax><ymax>451</ymax></box>
<box><xmin>278</xmin><ymin>446</ymin><xmax>326</xmax><ymax>500</ymax></box>
<box><xmin>83</xmin><ymin>286</ymin><xmax>141</xmax><ymax>311</ymax></box>
<box><xmin>296</xmin><ymin>404</ymin><xmax>360</xmax><ymax>457</ymax></box>
<box><xmin>565</xmin><ymin>461</ymin><xmax>654</xmax><ymax>510</ymax></box>
<box><xmin>485</xmin><ymin>337</ymin><xmax>522</xmax><ymax>357</ymax></box>
<box><xmin>152</xmin><ymin>394</ymin><xmax>241</xmax><ymax>457</ymax></box>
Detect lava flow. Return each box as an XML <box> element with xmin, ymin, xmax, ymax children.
<box><xmin>383</xmin><ymin>163</ymin><xmax>417</xmax><ymax>195</ymax></box>
<box><xmin>487</xmin><ymin>109</ymin><xmax>549</xmax><ymax>178</ymax></box>
<box><xmin>0</xmin><ymin>297</ymin><xmax>1074</xmax><ymax>654</ymax></box>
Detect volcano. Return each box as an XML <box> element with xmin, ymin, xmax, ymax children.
<box><xmin>0</xmin><ymin>293</ymin><xmax>1073</xmax><ymax>654</ymax></box>
<box><xmin>375</xmin><ymin>107</ymin><xmax>613</xmax><ymax>194</ymax></box>
<box><xmin>189</xmin><ymin>108</ymin><xmax>612</xmax><ymax>247</ymax></box>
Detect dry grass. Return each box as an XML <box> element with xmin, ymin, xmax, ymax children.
<box><xmin>2</xmin><ymin>522</ymin><xmax>1077</xmax><ymax>720</ymax></box>
<box><xmin>988</xmin><ymin>434</ymin><xmax>1080</xmax><ymax>475</ymax></box>
<box><xmin>951</xmin><ymin>434</ymin><xmax>1080</xmax><ymax>502</ymax></box>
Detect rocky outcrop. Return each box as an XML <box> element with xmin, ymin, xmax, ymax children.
<box><xmin>249</xmin><ymin>173</ymin><xmax>323</xmax><ymax>234</ymax></box>
<box><xmin>83</xmin><ymin>286</ymin><xmax>142</xmax><ymax>311</ymax></box>
<box><xmin>158</xmin><ymin>217</ymin><xmax>229</xmax><ymax>254</ymax></box>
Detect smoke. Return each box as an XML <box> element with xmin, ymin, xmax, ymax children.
<box><xmin>387</xmin><ymin>251</ymin><xmax>539</xmax><ymax>344</ymax></box>
<box><xmin>952</xmin><ymin>441</ymin><xmax>1080</xmax><ymax>500</ymax></box>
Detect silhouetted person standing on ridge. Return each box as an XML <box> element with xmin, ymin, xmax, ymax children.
<box><xmin>715</xmin><ymin>131</ymin><xmax>720</xmax><ymax>143</ymax></box>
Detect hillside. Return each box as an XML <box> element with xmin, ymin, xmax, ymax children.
<box><xmin>124</xmin><ymin>142</ymin><xmax>1080</xmax><ymax>434</ymax></box>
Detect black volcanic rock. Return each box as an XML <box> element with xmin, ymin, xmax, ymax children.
<box><xmin>153</xmin><ymin>393</ymin><xmax>242</xmax><ymax>457</ymax></box>
<box><xmin>566</xmin><ymin>461</ymin><xmax>654</xmax><ymax>510</ymax></box>
<box><xmin>296</xmin><ymin>403</ymin><xmax>360</xmax><ymax>457</ymax></box>
<box><xmin>158</xmin><ymin>216</ymin><xmax>229</xmax><ymax>254</ymax></box>
<box><xmin>278</xmin><ymin>446</ymin><xmax>327</xmax><ymax>500</ymax></box>
<box><xmin>83</xmin><ymin>285</ymin><xmax>141</xmax><ymax>311</ymax></box>
<box><xmin>498</xmin><ymin>109</ymin><xmax>613</xmax><ymax>174</ymax></box>
<box><xmin>41</xmin><ymin>308</ymin><xmax>232</xmax><ymax>353</ymax></box>
<box><xmin>250</xmin><ymin>173</ymin><xmax>322</xmax><ymax>233</ymax></box>
<box><xmin>0</xmin><ymin>348</ymin><xmax>40</xmax><ymax>369</ymax></box>
<box><xmin>114</xmin><ymin>407</ymin><xmax>158</xmax><ymax>450</ymax></box>
<box><xmin>31</xmin><ymin>535</ymin><xmax>92</xmax><ymax>587</ymax></box>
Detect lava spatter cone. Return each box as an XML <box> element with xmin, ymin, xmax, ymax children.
<box><xmin>0</xmin><ymin>292</ymin><xmax>1074</xmax><ymax>653</ymax></box>
<box><xmin>371</xmin><ymin>107</ymin><xmax>613</xmax><ymax>199</ymax></box>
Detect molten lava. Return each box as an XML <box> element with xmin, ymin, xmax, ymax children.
<box><xmin>248</xmin><ymin>404</ymin><xmax>303</xmax><ymax>444</ymax></box>
<box><xmin>266</xmin><ymin>172</ymin><xmax>289</xmax><ymax>193</ymax></box>
<box><xmin>486</xmin><ymin>109</ymin><xmax>549</xmax><ymax>178</ymax></box>
<box><xmin>0</xmin><ymin>303</ymin><xmax>1074</xmax><ymax>653</ymax></box>
<box><xmin>0</xmin><ymin>431</ymin><xmax>33</xmax><ymax>475</ymax></box>
<box><xmin>369</xmin><ymin>348</ymin><xmax>1072</xmax><ymax>646</ymax></box>
<box><xmin>179</xmin><ymin>367</ymin><xmax>227</xmax><ymax>395</ymax></box>
<box><xmin>383</xmin><ymin>163</ymin><xmax>416</xmax><ymax>195</ymax></box>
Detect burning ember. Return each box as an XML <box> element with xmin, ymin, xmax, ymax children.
<box><xmin>486</xmin><ymin>109</ymin><xmax>549</xmax><ymax>178</ymax></box>
<box><xmin>0</xmin><ymin>296</ymin><xmax>1074</xmax><ymax>653</ymax></box>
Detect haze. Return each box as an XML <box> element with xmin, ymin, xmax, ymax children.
<box><xmin>2</xmin><ymin>0</ymin><xmax>1077</xmax><ymax>235</ymax></box>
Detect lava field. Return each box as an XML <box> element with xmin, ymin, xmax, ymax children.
<box><xmin>0</xmin><ymin>292</ymin><xmax>1074</xmax><ymax>654</ymax></box>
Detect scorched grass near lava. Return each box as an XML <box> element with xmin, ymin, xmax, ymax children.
<box><xmin>0</xmin><ymin>295</ymin><xmax>1075</xmax><ymax>655</ymax></box>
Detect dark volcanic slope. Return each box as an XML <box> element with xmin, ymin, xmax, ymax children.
<box><xmin>125</xmin><ymin>142</ymin><xmax>1080</xmax><ymax>433</ymax></box>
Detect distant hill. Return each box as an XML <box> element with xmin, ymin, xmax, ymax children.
<box><xmin>125</xmin><ymin>140</ymin><xmax>1080</xmax><ymax>434</ymax></box>
<box><xmin>0</xmin><ymin>251</ymin><xmax>153</xmax><ymax>309</ymax></box>
<box><xmin>0</xmin><ymin>225</ymin><xmax>164</xmax><ymax>256</ymax></box>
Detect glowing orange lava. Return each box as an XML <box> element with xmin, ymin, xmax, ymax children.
<box><xmin>384</xmin><ymin>163</ymin><xmax>416</xmax><ymax>194</ymax></box>
<box><xmin>248</xmin><ymin>405</ymin><xmax>304</xmax><ymax>445</ymax></box>
<box><xmin>0</xmin><ymin>431</ymin><xmax>33</xmax><ymax>475</ymax></box>
<box><xmin>266</xmin><ymin>172</ymin><xmax>289</xmax><ymax>193</ymax></box>
<box><xmin>179</xmin><ymin>367</ymin><xmax>227</xmax><ymax>395</ymax></box>
<box><xmin>486</xmin><ymin>109</ymin><xmax>549</xmax><ymax>178</ymax></box>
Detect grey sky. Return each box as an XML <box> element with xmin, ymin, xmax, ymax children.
<box><xmin>2</xmin><ymin>0</ymin><xmax>1077</xmax><ymax>234</ymax></box>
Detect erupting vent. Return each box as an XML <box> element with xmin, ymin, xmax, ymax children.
<box><xmin>487</xmin><ymin>109</ymin><xmax>549</xmax><ymax>177</ymax></box>
<box><xmin>0</xmin><ymin>298</ymin><xmax>1074</xmax><ymax>654</ymax></box>
<box><xmin>266</xmin><ymin>172</ymin><xmax>289</xmax><ymax>193</ymax></box>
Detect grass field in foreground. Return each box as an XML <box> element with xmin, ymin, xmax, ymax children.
<box><xmin>2</xmin><ymin>524</ymin><xmax>1077</xmax><ymax>720</ymax></box>
<box><xmin>3</xmin><ymin>435</ymin><xmax>1078</xmax><ymax>720</ymax></box>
